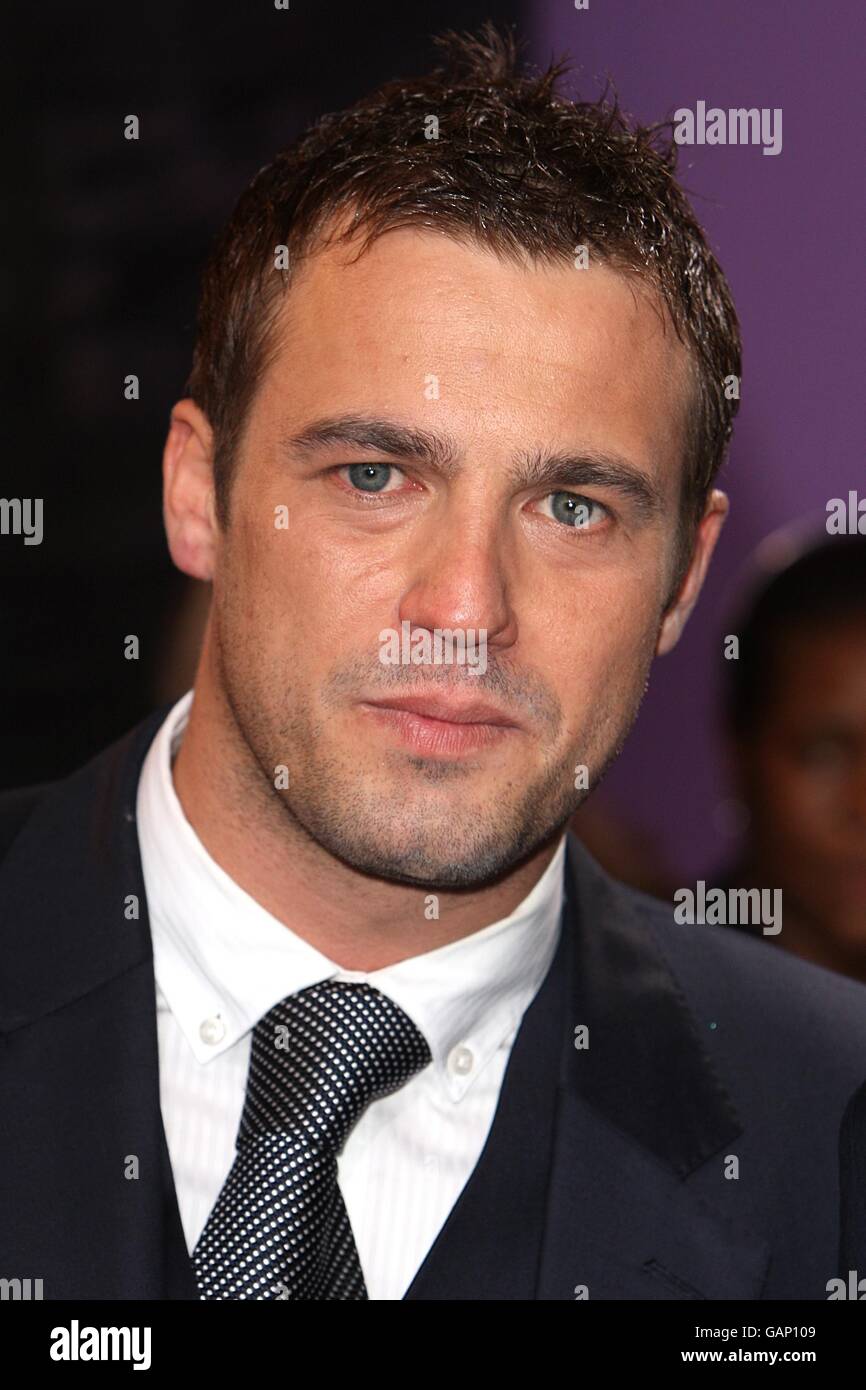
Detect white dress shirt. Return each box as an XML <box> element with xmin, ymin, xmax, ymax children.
<box><xmin>136</xmin><ymin>690</ymin><xmax>565</xmax><ymax>1300</ymax></box>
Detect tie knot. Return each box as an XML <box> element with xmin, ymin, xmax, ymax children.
<box><xmin>239</xmin><ymin>980</ymin><xmax>431</xmax><ymax>1154</ymax></box>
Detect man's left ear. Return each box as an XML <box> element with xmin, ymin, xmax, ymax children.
<box><xmin>656</xmin><ymin>489</ymin><xmax>729</xmax><ymax>656</ymax></box>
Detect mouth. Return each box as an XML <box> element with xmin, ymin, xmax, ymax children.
<box><xmin>358</xmin><ymin>694</ymin><xmax>521</xmax><ymax>757</ymax></box>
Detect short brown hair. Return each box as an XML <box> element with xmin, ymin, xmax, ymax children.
<box><xmin>186</xmin><ymin>21</ymin><xmax>741</xmax><ymax>575</ymax></box>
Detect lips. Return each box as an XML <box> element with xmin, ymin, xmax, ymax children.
<box><xmin>358</xmin><ymin>692</ymin><xmax>521</xmax><ymax>757</ymax></box>
<box><xmin>362</xmin><ymin>693</ymin><xmax>519</xmax><ymax>728</ymax></box>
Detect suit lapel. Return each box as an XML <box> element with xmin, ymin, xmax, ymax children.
<box><xmin>548</xmin><ymin>838</ymin><xmax>768</xmax><ymax>1298</ymax></box>
<box><xmin>536</xmin><ymin>1086</ymin><xmax>769</xmax><ymax>1300</ymax></box>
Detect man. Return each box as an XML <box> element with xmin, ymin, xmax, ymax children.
<box><xmin>2</xmin><ymin>23</ymin><xmax>864</xmax><ymax>1301</ymax></box>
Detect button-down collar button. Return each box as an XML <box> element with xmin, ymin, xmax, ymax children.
<box><xmin>199</xmin><ymin>1015</ymin><xmax>226</xmax><ymax>1045</ymax></box>
<box><xmin>448</xmin><ymin>1044</ymin><xmax>474</xmax><ymax>1076</ymax></box>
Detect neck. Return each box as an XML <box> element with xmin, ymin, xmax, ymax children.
<box><xmin>171</xmin><ymin>672</ymin><xmax>563</xmax><ymax>972</ymax></box>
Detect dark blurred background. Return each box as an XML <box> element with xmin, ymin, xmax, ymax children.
<box><xmin>3</xmin><ymin>0</ymin><xmax>863</xmax><ymax>902</ymax></box>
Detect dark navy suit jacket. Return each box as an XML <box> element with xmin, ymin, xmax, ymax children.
<box><xmin>2</xmin><ymin>705</ymin><xmax>865</xmax><ymax>1300</ymax></box>
<box><xmin>839</xmin><ymin>1079</ymin><xmax>866</xmax><ymax>1279</ymax></box>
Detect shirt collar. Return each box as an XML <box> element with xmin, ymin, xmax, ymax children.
<box><xmin>137</xmin><ymin>691</ymin><xmax>565</xmax><ymax>1102</ymax></box>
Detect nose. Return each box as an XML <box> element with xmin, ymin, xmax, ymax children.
<box><xmin>396</xmin><ymin>512</ymin><xmax>518</xmax><ymax>655</ymax></box>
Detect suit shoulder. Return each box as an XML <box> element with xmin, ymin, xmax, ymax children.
<box><xmin>0</xmin><ymin>705</ymin><xmax>174</xmax><ymax>876</ymax></box>
<box><xmin>626</xmin><ymin>877</ymin><xmax>866</xmax><ymax>1049</ymax></box>
<box><xmin>0</xmin><ymin>780</ymin><xmax>60</xmax><ymax>864</ymax></box>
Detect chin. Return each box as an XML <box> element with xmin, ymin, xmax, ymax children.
<box><xmin>323</xmin><ymin>826</ymin><xmax>529</xmax><ymax>891</ymax></box>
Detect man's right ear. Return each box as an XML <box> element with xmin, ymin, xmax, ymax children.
<box><xmin>162</xmin><ymin>398</ymin><xmax>218</xmax><ymax>581</ymax></box>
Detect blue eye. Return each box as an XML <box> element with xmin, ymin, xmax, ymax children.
<box><xmin>345</xmin><ymin>463</ymin><xmax>394</xmax><ymax>493</ymax></box>
<box><xmin>541</xmin><ymin>492</ymin><xmax>605</xmax><ymax>529</ymax></box>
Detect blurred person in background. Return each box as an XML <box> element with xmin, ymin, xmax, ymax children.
<box><xmin>718</xmin><ymin>532</ymin><xmax>866</xmax><ymax>981</ymax></box>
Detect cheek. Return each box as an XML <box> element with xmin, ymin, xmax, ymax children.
<box><xmin>216</xmin><ymin>521</ymin><xmax>305</xmax><ymax>668</ymax></box>
<box><xmin>537</xmin><ymin>596</ymin><xmax>658</xmax><ymax>735</ymax></box>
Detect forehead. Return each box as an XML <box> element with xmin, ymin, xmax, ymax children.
<box><xmin>255</xmin><ymin>226</ymin><xmax>693</xmax><ymax>479</ymax></box>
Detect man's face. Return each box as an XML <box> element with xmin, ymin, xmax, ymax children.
<box><xmin>202</xmin><ymin>228</ymin><xmax>704</xmax><ymax>887</ymax></box>
<box><xmin>739</xmin><ymin>622</ymin><xmax>866</xmax><ymax>944</ymax></box>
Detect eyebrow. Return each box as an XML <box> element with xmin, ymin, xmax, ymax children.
<box><xmin>280</xmin><ymin>412</ymin><xmax>665</xmax><ymax>517</ymax></box>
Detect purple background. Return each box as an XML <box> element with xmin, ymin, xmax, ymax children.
<box><xmin>530</xmin><ymin>0</ymin><xmax>864</xmax><ymax>878</ymax></box>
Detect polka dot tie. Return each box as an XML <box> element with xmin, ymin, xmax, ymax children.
<box><xmin>192</xmin><ymin>980</ymin><xmax>432</xmax><ymax>1300</ymax></box>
